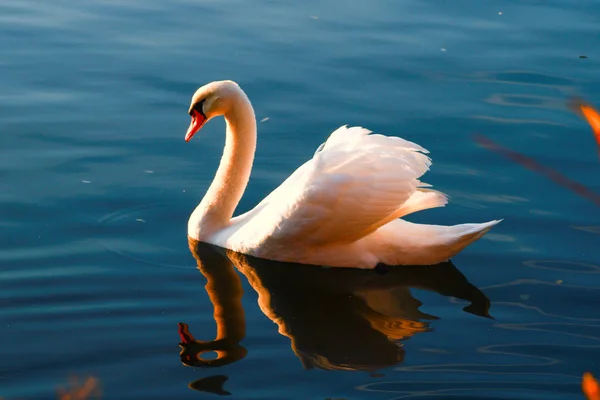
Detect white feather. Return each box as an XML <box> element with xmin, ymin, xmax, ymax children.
<box><xmin>209</xmin><ymin>126</ymin><xmax>498</xmax><ymax>267</ymax></box>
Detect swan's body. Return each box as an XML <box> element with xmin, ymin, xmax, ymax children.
<box><xmin>185</xmin><ymin>80</ymin><xmax>500</xmax><ymax>268</ymax></box>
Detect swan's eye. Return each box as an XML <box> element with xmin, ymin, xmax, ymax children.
<box><xmin>191</xmin><ymin>99</ymin><xmax>207</xmax><ymax>117</ymax></box>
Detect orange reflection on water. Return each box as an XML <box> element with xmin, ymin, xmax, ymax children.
<box><xmin>576</xmin><ymin>102</ymin><xmax>600</xmax><ymax>147</ymax></box>
<box><xmin>473</xmin><ymin>134</ymin><xmax>600</xmax><ymax>207</ymax></box>
<box><xmin>473</xmin><ymin>97</ymin><xmax>600</xmax><ymax>208</ymax></box>
<box><xmin>56</xmin><ymin>376</ymin><xmax>101</xmax><ymax>400</ymax></box>
<box><xmin>584</xmin><ymin>373</ymin><xmax>600</xmax><ymax>400</ymax></box>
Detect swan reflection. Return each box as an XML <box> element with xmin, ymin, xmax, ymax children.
<box><xmin>180</xmin><ymin>238</ymin><xmax>492</xmax><ymax>372</ymax></box>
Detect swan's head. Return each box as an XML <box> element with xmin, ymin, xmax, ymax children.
<box><xmin>185</xmin><ymin>80</ymin><xmax>245</xmax><ymax>142</ymax></box>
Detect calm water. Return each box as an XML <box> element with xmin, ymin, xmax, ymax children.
<box><xmin>1</xmin><ymin>0</ymin><xmax>599</xmax><ymax>398</ymax></box>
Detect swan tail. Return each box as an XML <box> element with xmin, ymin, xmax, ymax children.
<box><xmin>442</xmin><ymin>219</ymin><xmax>502</xmax><ymax>256</ymax></box>
<box><xmin>374</xmin><ymin>219</ymin><xmax>502</xmax><ymax>266</ymax></box>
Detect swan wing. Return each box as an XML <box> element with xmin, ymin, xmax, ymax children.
<box><xmin>231</xmin><ymin>126</ymin><xmax>443</xmax><ymax>252</ymax></box>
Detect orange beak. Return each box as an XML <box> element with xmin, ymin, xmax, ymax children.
<box><xmin>178</xmin><ymin>322</ymin><xmax>196</xmax><ymax>344</ymax></box>
<box><xmin>185</xmin><ymin>110</ymin><xmax>207</xmax><ymax>142</ymax></box>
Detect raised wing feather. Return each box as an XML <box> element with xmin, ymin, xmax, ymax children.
<box><xmin>232</xmin><ymin>126</ymin><xmax>439</xmax><ymax>251</ymax></box>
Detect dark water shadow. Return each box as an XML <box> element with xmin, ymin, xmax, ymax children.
<box><xmin>188</xmin><ymin>374</ymin><xmax>231</xmax><ymax>396</ymax></box>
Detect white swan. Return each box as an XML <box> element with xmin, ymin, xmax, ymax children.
<box><xmin>184</xmin><ymin>80</ymin><xmax>501</xmax><ymax>268</ymax></box>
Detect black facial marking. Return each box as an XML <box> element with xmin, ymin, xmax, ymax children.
<box><xmin>190</xmin><ymin>99</ymin><xmax>207</xmax><ymax>117</ymax></box>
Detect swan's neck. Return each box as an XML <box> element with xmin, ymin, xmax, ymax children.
<box><xmin>190</xmin><ymin>93</ymin><xmax>256</xmax><ymax>239</ymax></box>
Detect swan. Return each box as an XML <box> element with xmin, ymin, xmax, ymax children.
<box><xmin>184</xmin><ymin>80</ymin><xmax>501</xmax><ymax>268</ymax></box>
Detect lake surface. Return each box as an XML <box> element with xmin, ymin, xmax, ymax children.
<box><xmin>1</xmin><ymin>0</ymin><xmax>599</xmax><ymax>399</ymax></box>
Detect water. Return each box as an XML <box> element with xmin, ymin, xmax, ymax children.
<box><xmin>1</xmin><ymin>0</ymin><xmax>599</xmax><ymax>398</ymax></box>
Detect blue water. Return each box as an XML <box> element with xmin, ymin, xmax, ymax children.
<box><xmin>1</xmin><ymin>0</ymin><xmax>599</xmax><ymax>398</ymax></box>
